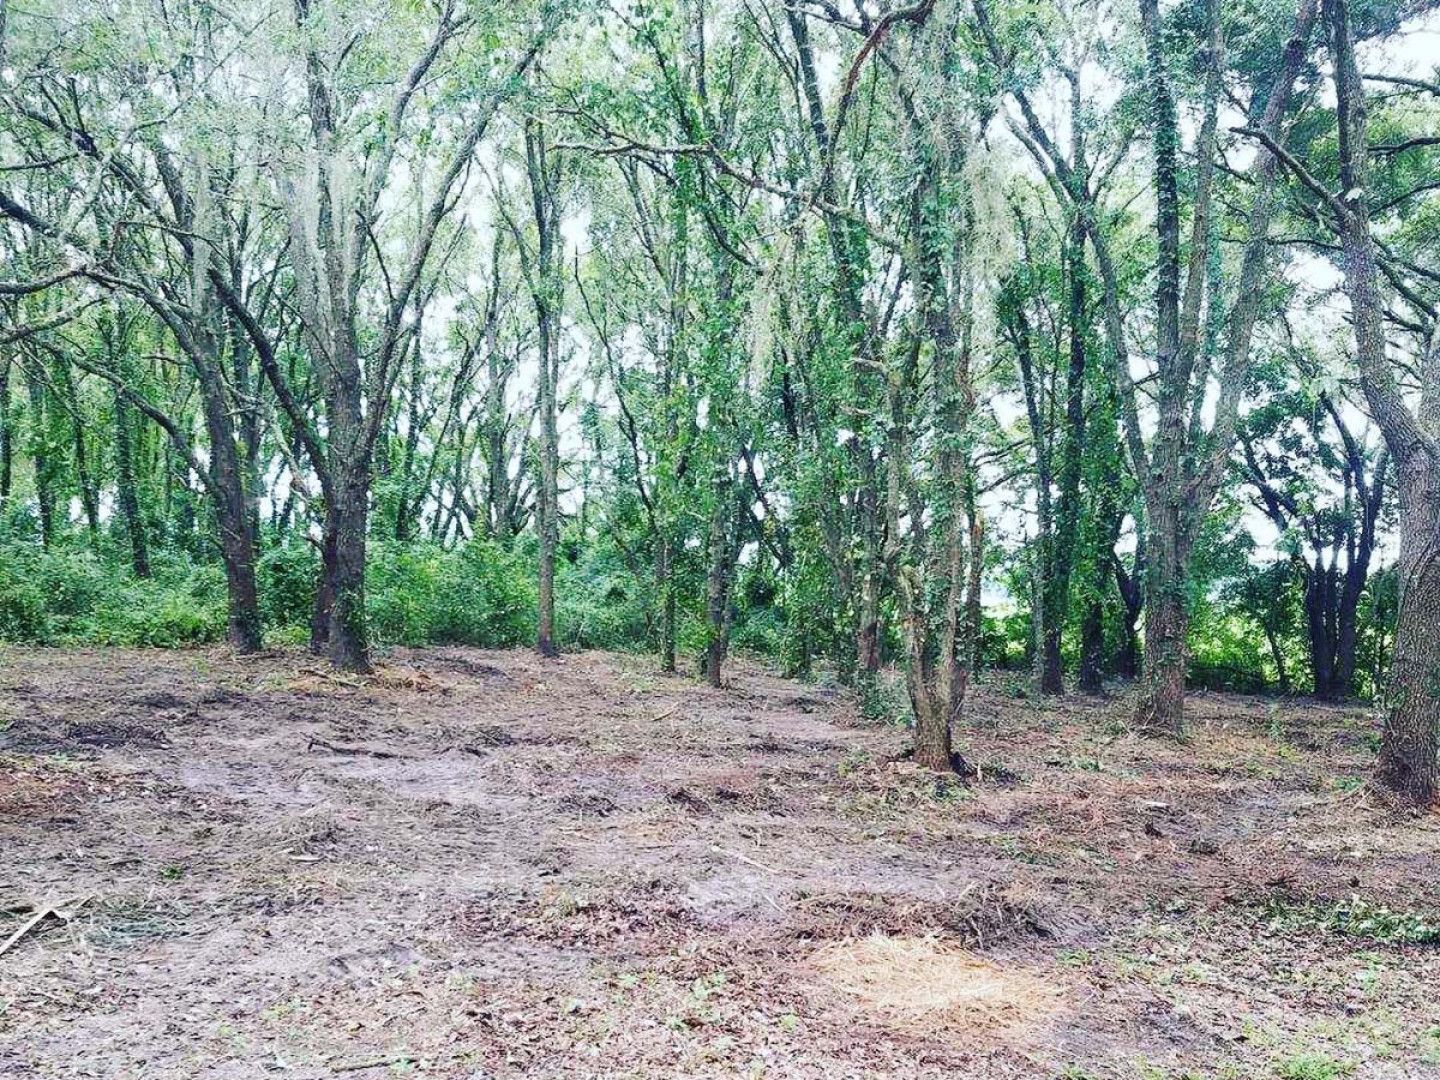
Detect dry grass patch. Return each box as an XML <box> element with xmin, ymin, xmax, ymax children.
<box><xmin>811</xmin><ymin>934</ymin><xmax>1064</xmax><ymax>1038</ymax></box>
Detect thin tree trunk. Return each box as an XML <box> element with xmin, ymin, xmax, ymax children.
<box><xmin>658</xmin><ymin>536</ymin><xmax>676</xmax><ymax>673</ymax></box>
<box><xmin>113</xmin><ymin>382</ymin><xmax>150</xmax><ymax>578</ymax></box>
<box><xmin>56</xmin><ymin>364</ymin><xmax>99</xmax><ymax>535</ymax></box>
<box><xmin>703</xmin><ymin>472</ymin><xmax>734</xmax><ymax>687</ymax></box>
<box><xmin>527</xmin><ymin>120</ymin><xmax>561</xmax><ymax>660</ymax></box>
<box><xmin>0</xmin><ymin>352</ymin><xmax>12</xmax><ymax>509</ymax></box>
<box><xmin>23</xmin><ymin>356</ymin><xmax>55</xmax><ymax>546</ymax></box>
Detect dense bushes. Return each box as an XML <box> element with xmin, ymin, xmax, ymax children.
<box><xmin>0</xmin><ymin>544</ymin><xmax>227</xmax><ymax>646</ymax></box>
<box><xmin>0</xmin><ymin>524</ymin><xmax>1401</xmax><ymax>697</ymax></box>
<box><xmin>0</xmin><ymin>535</ymin><xmax>650</xmax><ymax>652</ymax></box>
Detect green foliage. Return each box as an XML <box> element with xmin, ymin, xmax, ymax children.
<box><xmin>365</xmin><ymin>539</ymin><xmax>536</xmax><ymax>648</ymax></box>
<box><xmin>555</xmin><ymin>536</ymin><xmax>651</xmax><ymax>651</ymax></box>
<box><xmin>1274</xmin><ymin>1052</ymin><xmax>1355</xmax><ymax>1080</ymax></box>
<box><xmin>0</xmin><ymin>543</ymin><xmax>226</xmax><ymax>646</ymax></box>
<box><xmin>258</xmin><ymin>543</ymin><xmax>319</xmax><ymax>631</ymax></box>
<box><xmin>1261</xmin><ymin>895</ymin><xmax>1440</xmax><ymax>946</ymax></box>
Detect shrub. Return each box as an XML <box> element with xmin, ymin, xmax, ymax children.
<box><xmin>259</xmin><ymin>543</ymin><xmax>319</xmax><ymax>631</ymax></box>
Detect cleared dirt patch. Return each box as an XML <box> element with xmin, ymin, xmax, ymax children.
<box><xmin>1</xmin><ymin>647</ymin><xmax>1438</xmax><ymax>1078</ymax></box>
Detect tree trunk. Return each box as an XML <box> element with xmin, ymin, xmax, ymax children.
<box><xmin>113</xmin><ymin>383</ymin><xmax>151</xmax><ymax>578</ymax></box>
<box><xmin>216</xmin><ymin>488</ymin><xmax>263</xmax><ymax>653</ymax></box>
<box><xmin>1134</xmin><ymin>519</ymin><xmax>1189</xmax><ymax>736</ymax></box>
<box><xmin>325</xmin><ymin>467</ymin><xmax>371</xmax><ymax>672</ymax></box>
<box><xmin>856</xmin><ymin>566</ymin><xmax>882</xmax><ymax>680</ymax></box>
<box><xmin>199</xmin><ymin>386</ymin><xmax>263</xmax><ymax>653</ymax></box>
<box><xmin>658</xmin><ymin>536</ymin><xmax>676</xmax><ymax>673</ymax></box>
<box><xmin>1322</xmin><ymin>0</ymin><xmax>1438</xmax><ymax>805</ymax></box>
<box><xmin>1304</xmin><ymin>565</ymin><xmax>1338</xmax><ymax>698</ymax></box>
<box><xmin>24</xmin><ymin>356</ymin><xmax>56</xmax><ymax>546</ymax></box>
<box><xmin>527</xmin><ymin>120</ymin><xmax>561</xmax><ymax>660</ymax></box>
<box><xmin>311</xmin><ymin>525</ymin><xmax>337</xmax><ymax>652</ymax></box>
<box><xmin>0</xmin><ymin>352</ymin><xmax>13</xmax><ymax>510</ymax></box>
<box><xmin>56</xmin><ymin>364</ymin><xmax>99</xmax><ymax>536</ymax></box>
<box><xmin>1375</xmin><ymin>454</ymin><xmax>1440</xmax><ymax>805</ymax></box>
<box><xmin>1078</xmin><ymin>595</ymin><xmax>1105</xmax><ymax>694</ymax></box>
<box><xmin>1040</xmin><ymin>221</ymin><xmax>1090</xmax><ymax>695</ymax></box>
<box><xmin>964</xmin><ymin>480</ymin><xmax>984</xmax><ymax>675</ymax></box>
<box><xmin>703</xmin><ymin>473</ymin><xmax>735</xmax><ymax>688</ymax></box>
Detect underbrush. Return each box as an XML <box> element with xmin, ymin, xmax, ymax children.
<box><xmin>0</xmin><ymin>537</ymin><xmax>654</xmax><ymax>651</ymax></box>
<box><xmin>1259</xmin><ymin>894</ymin><xmax>1440</xmax><ymax>946</ymax></box>
<box><xmin>0</xmin><ymin>545</ymin><xmax>226</xmax><ymax>646</ymax></box>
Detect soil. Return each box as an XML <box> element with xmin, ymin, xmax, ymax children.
<box><xmin>1</xmin><ymin>646</ymin><xmax>1437</xmax><ymax>1079</ymax></box>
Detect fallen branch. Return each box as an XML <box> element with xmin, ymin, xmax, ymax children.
<box><xmin>306</xmin><ymin>736</ymin><xmax>414</xmax><ymax>761</ymax></box>
<box><xmin>296</xmin><ymin>667</ymin><xmax>368</xmax><ymax>690</ymax></box>
<box><xmin>331</xmin><ymin>1055</ymin><xmax>417</xmax><ymax>1074</ymax></box>
<box><xmin>710</xmin><ymin>843</ymin><xmax>782</xmax><ymax>875</ymax></box>
<box><xmin>0</xmin><ymin>895</ymin><xmax>89</xmax><ymax>959</ymax></box>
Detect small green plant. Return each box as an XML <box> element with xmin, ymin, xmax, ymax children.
<box><xmin>1262</xmin><ymin>895</ymin><xmax>1440</xmax><ymax>945</ymax></box>
<box><xmin>1274</xmin><ymin>1052</ymin><xmax>1354</xmax><ymax>1080</ymax></box>
<box><xmin>859</xmin><ymin>676</ymin><xmax>912</xmax><ymax>727</ymax></box>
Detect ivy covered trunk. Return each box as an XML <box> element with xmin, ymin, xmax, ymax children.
<box><xmin>110</xmin><ymin>370</ymin><xmax>150</xmax><ymax>581</ymax></box>
<box><xmin>703</xmin><ymin>473</ymin><xmax>735</xmax><ymax>688</ymax></box>
<box><xmin>1078</xmin><ymin>597</ymin><xmax>1105</xmax><ymax>695</ymax></box>
<box><xmin>658</xmin><ymin>537</ymin><xmax>676</xmax><ymax>674</ymax></box>
<box><xmin>1134</xmin><ymin>511</ymin><xmax>1189</xmax><ymax>736</ymax></box>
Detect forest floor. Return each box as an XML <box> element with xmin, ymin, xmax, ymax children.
<box><xmin>1</xmin><ymin>647</ymin><xmax>1438</xmax><ymax>1080</ymax></box>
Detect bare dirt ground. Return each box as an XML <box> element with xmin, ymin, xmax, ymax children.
<box><xmin>1</xmin><ymin>646</ymin><xmax>1438</xmax><ymax>1079</ymax></box>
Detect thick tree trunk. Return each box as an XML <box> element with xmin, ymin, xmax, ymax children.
<box><xmin>1134</xmin><ymin>522</ymin><xmax>1189</xmax><ymax>736</ymax></box>
<box><xmin>325</xmin><ymin>469</ymin><xmax>371</xmax><ymax>673</ymax></box>
<box><xmin>1040</xmin><ymin>629</ymin><xmax>1065</xmax><ymax>696</ymax></box>
<box><xmin>216</xmin><ymin>491</ymin><xmax>263</xmax><ymax>653</ymax></box>
<box><xmin>1322</xmin><ymin>0</ymin><xmax>1438</xmax><ymax>805</ymax></box>
<box><xmin>1375</xmin><ymin>455</ymin><xmax>1440</xmax><ymax>806</ymax></box>
<box><xmin>191</xmin><ymin>331</ymin><xmax>264</xmax><ymax>654</ymax></box>
<box><xmin>1078</xmin><ymin>595</ymin><xmax>1105</xmax><ymax>694</ymax></box>
<box><xmin>310</xmin><ymin>527</ymin><xmax>336</xmax><ymax>654</ymax></box>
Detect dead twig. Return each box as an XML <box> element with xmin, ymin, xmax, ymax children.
<box><xmin>306</xmin><ymin>736</ymin><xmax>414</xmax><ymax>761</ymax></box>
<box><xmin>296</xmin><ymin>667</ymin><xmax>368</xmax><ymax>690</ymax></box>
<box><xmin>0</xmin><ymin>895</ymin><xmax>89</xmax><ymax>959</ymax></box>
<box><xmin>330</xmin><ymin>1055</ymin><xmax>417</xmax><ymax>1073</ymax></box>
